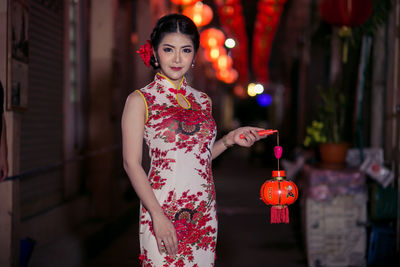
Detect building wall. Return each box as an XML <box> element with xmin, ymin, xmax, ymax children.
<box><xmin>19</xmin><ymin>0</ymin><xmax>64</xmax><ymax>220</ymax></box>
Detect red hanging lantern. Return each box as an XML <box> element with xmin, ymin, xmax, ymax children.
<box><xmin>183</xmin><ymin>2</ymin><xmax>213</xmax><ymax>27</ymax></box>
<box><xmin>318</xmin><ymin>0</ymin><xmax>373</xmax><ymax>62</ymax></box>
<box><xmin>170</xmin><ymin>0</ymin><xmax>200</xmax><ymax>5</ymax></box>
<box><xmin>252</xmin><ymin>0</ymin><xmax>287</xmax><ymax>84</ymax></box>
<box><xmin>200</xmin><ymin>28</ymin><xmax>225</xmax><ymax>49</ymax></box>
<box><xmin>215</xmin><ymin>0</ymin><xmax>249</xmax><ymax>84</ymax></box>
<box><xmin>254</xmin><ymin>133</ymin><xmax>299</xmax><ymax>224</ymax></box>
<box><xmin>216</xmin><ymin>68</ymin><xmax>238</xmax><ymax>84</ymax></box>
<box><xmin>203</xmin><ymin>46</ymin><xmax>226</xmax><ymax>62</ymax></box>
<box><xmin>260</xmin><ymin>170</ymin><xmax>298</xmax><ymax>223</ymax></box>
<box><xmin>319</xmin><ymin>0</ymin><xmax>373</xmax><ymax>27</ymax></box>
<box><xmin>213</xmin><ymin>54</ymin><xmax>233</xmax><ymax>71</ymax></box>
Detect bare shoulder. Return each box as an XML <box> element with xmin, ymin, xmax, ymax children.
<box><xmin>122</xmin><ymin>91</ymin><xmax>146</xmax><ymax>120</ymax></box>
<box><xmin>125</xmin><ymin>90</ymin><xmax>144</xmax><ymax>108</ymax></box>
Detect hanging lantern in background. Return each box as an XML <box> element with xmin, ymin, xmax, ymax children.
<box><xmin>200</xmin><ymin>28</ymin><xmax>225</xmax><ymax>49</ymax></box>
<box><xmin>215</xmin><ymin>0</ymin><xmax>249</xmax><ymax>84</ymax></box>
<box><xmin>252</xmin><ymin>0</ymin><xmax>287</xmax><ymax>84</ymax></box>
<box><xmin>171</xmin><ymin>0</ymin><xmax>200</xmax><ymax>5</ymax></box>
<box><xmin>216</xmin><ymin>68</ymin><xmax>238</xmax><ymax>84</ymax></box>
<box><xmin>318</xmin><ymin>0</ymin><xmax>373</xmax><ymax>62</ymax></box>
<box><xmin>319</xmin><ymin>0</ymin><xmax>373</xmax><ymax>27</ymax></box>
<box><xmin>203</xmin><ymin>46</ymin><xmax>226</xmax><ymax>62</ymax></box>
<box><xmin>213</xmin><ymin>54</ymin><xmax>233</xmax><ymax>71</ymax></box>
<box><xmin>183</xmin><ymin>2</ymin><xmax>213</xmax><ymax>27</ymax></box>
<box><xmin>199</xmin><ymin>27</ymin><xmax>238</xmax><ymax>85</ymax></box>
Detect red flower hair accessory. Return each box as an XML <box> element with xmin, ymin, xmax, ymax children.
<box><xmin>136</xmin><ymin>40</ymin><xmax>153</xmax><ymax>67</ymax></box>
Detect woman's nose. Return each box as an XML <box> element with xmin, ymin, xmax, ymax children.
<box><xmin>174</xmin><ymin>51</ymin><xmax>181</xmax><ymax>63</ymax></box>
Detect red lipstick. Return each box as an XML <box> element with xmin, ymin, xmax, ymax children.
<box><xmin>171</xmin><ymin>67</ymin><xmax>182</xmax><ymax>71</ymax></box>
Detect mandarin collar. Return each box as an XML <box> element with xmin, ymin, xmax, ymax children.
<box><xmin>155</xmin><ymin>73</ymin><xmax>188</xmax><ymax>94</ymax></box>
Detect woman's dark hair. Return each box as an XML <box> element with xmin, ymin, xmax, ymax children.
<box><xmin>150</xmin><ymin>13</ymin><xmax>200</xmax><ymax>69</ymax></box>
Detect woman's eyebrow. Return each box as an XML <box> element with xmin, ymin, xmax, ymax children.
<box><xmin>161</xmin><ymin>44</ymin><xmax>193</xmax><ymax>48</ymax></box>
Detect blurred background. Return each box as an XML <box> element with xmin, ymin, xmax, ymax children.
<box><xmin>0</xmin><ymin>0</ymin><xmax>399</xmax><ymax>266</ymax></box>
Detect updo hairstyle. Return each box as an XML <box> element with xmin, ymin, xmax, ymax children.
<box><xmin>150</xmin><ymin>13</ymin><xmax>200</xmax><ymax>69</ymax></box>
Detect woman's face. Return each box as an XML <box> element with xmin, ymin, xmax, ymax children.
<box><xmin>155</xmin><ymin>32</ymin><xmax>195</xmax><ymax>88</ymax></box>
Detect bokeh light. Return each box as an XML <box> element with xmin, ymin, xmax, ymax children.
<box><xmin>225</xmin><ymin>38</ymin><xmax>236</xmax><ymax>48</ymax></box>
<box><xmin>254</xmin><ymin>83</ymin><xmax>264</xmax><ymax>94</ymax></box>
<box><xmin>256</xmin><ymin>93</ymin><xmax>273</xmax><ymax>107</ymax></box>
<box><xmin>247</xmin><ymin>83</ymin><xmax>257</xmax><ymax>97</ymax></box>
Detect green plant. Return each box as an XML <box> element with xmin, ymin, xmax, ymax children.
<box><xmin>303</xmin><ymin>120</ymin><xmax>327</xmax><ymax>147</ymax></box>
<box><xmin>318</xmin><ymin>86</ymin><xmax>346</xmax><ymax>143</ymax></box>
<box><xmin>303</xmin><ymin>86</ymin><xmax>347</xmax><ymax>147</ymax></box>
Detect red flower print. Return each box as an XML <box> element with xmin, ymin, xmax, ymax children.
<box><xmin>197</xmin><ymin>201</ymin><xmax>207</xmax><ymax>213</ymax></box>
<box><xmin>149</xmin><ymin>169</ymin><xmax>167</xmax><ymax>190</ymax></box>
<box><xmin>168</xmin><ymin>87</ymin><xmax>187</xmax><ymax>95</ymax></box>
<box><xmin>192</xmin><ymin>212</ymin><xmax>201</xmax><ymax>222</ymax></box>
<box><xmin>185</xmin><ymin>203</ymin><xmax>195</xmax><ymax>210</ymax></box>
<box><xmin>173</xmin><ymin>219</ymin><xmax>192</xmax><ymax>241</ymax></box>
<box><xmin>199</xmin><ymin>235</ymin><xmax>213</xmax><ymax>250</ymax></box>
<box><xmin>175</xmin><ymin>259</ymin><xmax>185</xmax><ymax>267</ymax></box>
<box><xmin>139</xmin><ymin>249</ymin><xmax>154</xmax><ymax>266</ymax></box>
<box><xmin>164</xmin><ymin>130</ymin><xmax>176</xmax><ymax>143</ymax></box>
<box><xmin>180</xmin><ymin>134</ymin><xmax>190</xmax><ymax>141</ymax></box>
<box><xmin>152</xmin><ymin>183</ymin><xmax>161</xmax><ymax>189</ymax></box>
<box><xmin>165</xmin><ymin>255</ymin><xmax>175</xmax><ymax>264</ymax></box>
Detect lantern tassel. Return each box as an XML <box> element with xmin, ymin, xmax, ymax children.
<box><xmin>270</xmin><ymin>206</ymin><xmax>289</xmax><ymax>224</ymax></box>
<box><xmin>338</xmin><ymin>26</ymin><xmax>352</xmax><ymax>63</ymax></box>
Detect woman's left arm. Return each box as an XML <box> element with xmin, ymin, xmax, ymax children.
<box><xmin>211</xmin><ymin>126</ymin><xmax>267</xmax><ymax>160</ymax></box>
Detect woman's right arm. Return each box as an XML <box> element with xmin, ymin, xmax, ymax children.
<box><xmin>121</xmin><ymin>91</ymin><xmax>178</xmax><ymax>256</ymax></box>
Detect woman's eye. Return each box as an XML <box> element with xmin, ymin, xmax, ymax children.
<box><xmin>163</xmin><ymin>47</ymin><xmax>173</xmax><ymax>52</ymax></box>
<box><xmin>183</xmin><ymin>48</ymin><xmax>192</xmax><ymax>53</ymax></box>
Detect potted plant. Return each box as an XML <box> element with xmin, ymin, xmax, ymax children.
<box><xmin>303</xmin><ymin>86</ymin><xmax>349</xmax><ymax>165</ymax></box>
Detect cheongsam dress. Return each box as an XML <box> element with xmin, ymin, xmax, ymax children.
<box><xmin>136</xmin><ymin>73</ymin><xmax>217</xmax><ymax>266</ymax></box>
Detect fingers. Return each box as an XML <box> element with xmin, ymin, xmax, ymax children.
<box><xmin>236</xmin><ymin>127</ymin><xmax>269</xmax><ymax>147</ymax></box>
<box><xmin>164</xmin><ymin>236</ymin><xmax>178</xmax><ymax>256</ymax></box>
<box><xmin>239</xmin><ymin>130</ymin><xmax>258</xmax><ymax>146</ymax></box>
<box><xmin>157</xmin><ymin>234</ymin><xmax>179</xmax><ymax>256</ymax></box>
<box><xmin>156</xmin><ymin>238</ymin><xmax>163</xmax><ymax>254</ymax></box>
<box><xmin>172</xmin><ymin>234</ymin><xmax>179</xmax><ymax>253</ymax></box>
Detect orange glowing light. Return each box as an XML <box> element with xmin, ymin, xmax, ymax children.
<box><xmin>203</xmin><ymin>46</ymin><xmax>226</xmax><ymax>62</ymax></box>
<box><xmin>200</xmin><ymin>28</ymin><xmax>225</xmax><ymax>48</ymax></box>
<box><xmin>213</xmin><ymin>54</ymin><xmax>233</xmax><ymax>71</ymax></box>
<box><xmin>233</xmin><ymin>84</ymin><xmax>247</xmax><ymax>99</ymax></box>
<box><xmin>170</xmin><ymin>0</ymin><xmax>200</xmax><ymax>5</ymax></box>
<box><xmin>183</xmin><ymin>2</ymin><xmax>213</xmax><ymax>27</ymax></box>
<box><xmin>217</xmin><ymin>68</ymin><xmax>238</xmax><ymax>84</ymax></box>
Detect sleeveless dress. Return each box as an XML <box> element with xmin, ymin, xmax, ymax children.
<box><xmin>137</xmin><ymin>73</ymin><xmax>218</xmax><ymax>266</ymax></box>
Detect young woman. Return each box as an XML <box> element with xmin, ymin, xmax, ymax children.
<box><xmin>122</xmin><ymin>13</ymin><xmax>267</xmax><ymax>266</ymax></box>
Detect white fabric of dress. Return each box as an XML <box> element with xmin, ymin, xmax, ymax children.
<box><xmin>137</xmin><ymin>73</ymin><xmax>217</xmax><ymax>267</ymax></box>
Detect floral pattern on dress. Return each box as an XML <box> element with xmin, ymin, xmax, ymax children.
<box><xmin>138</xmin><ymin>73</ymin><xmax>217</xmax><ymax>266</ymax></box>
<box><xmin>160</xmin><ymin>190</ymin><xmax>217</xmax><ymax>266</ymax></box>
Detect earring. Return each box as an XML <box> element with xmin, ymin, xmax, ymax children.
<box><xmin>155</xmin><ymin>61</ymin><xmax>159</xmax><ymax>67</ymax></box>
<box><xmin>191</xmin><ymin>63</ymin><xmax>195</xmax><ymax>68</ymax></box>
